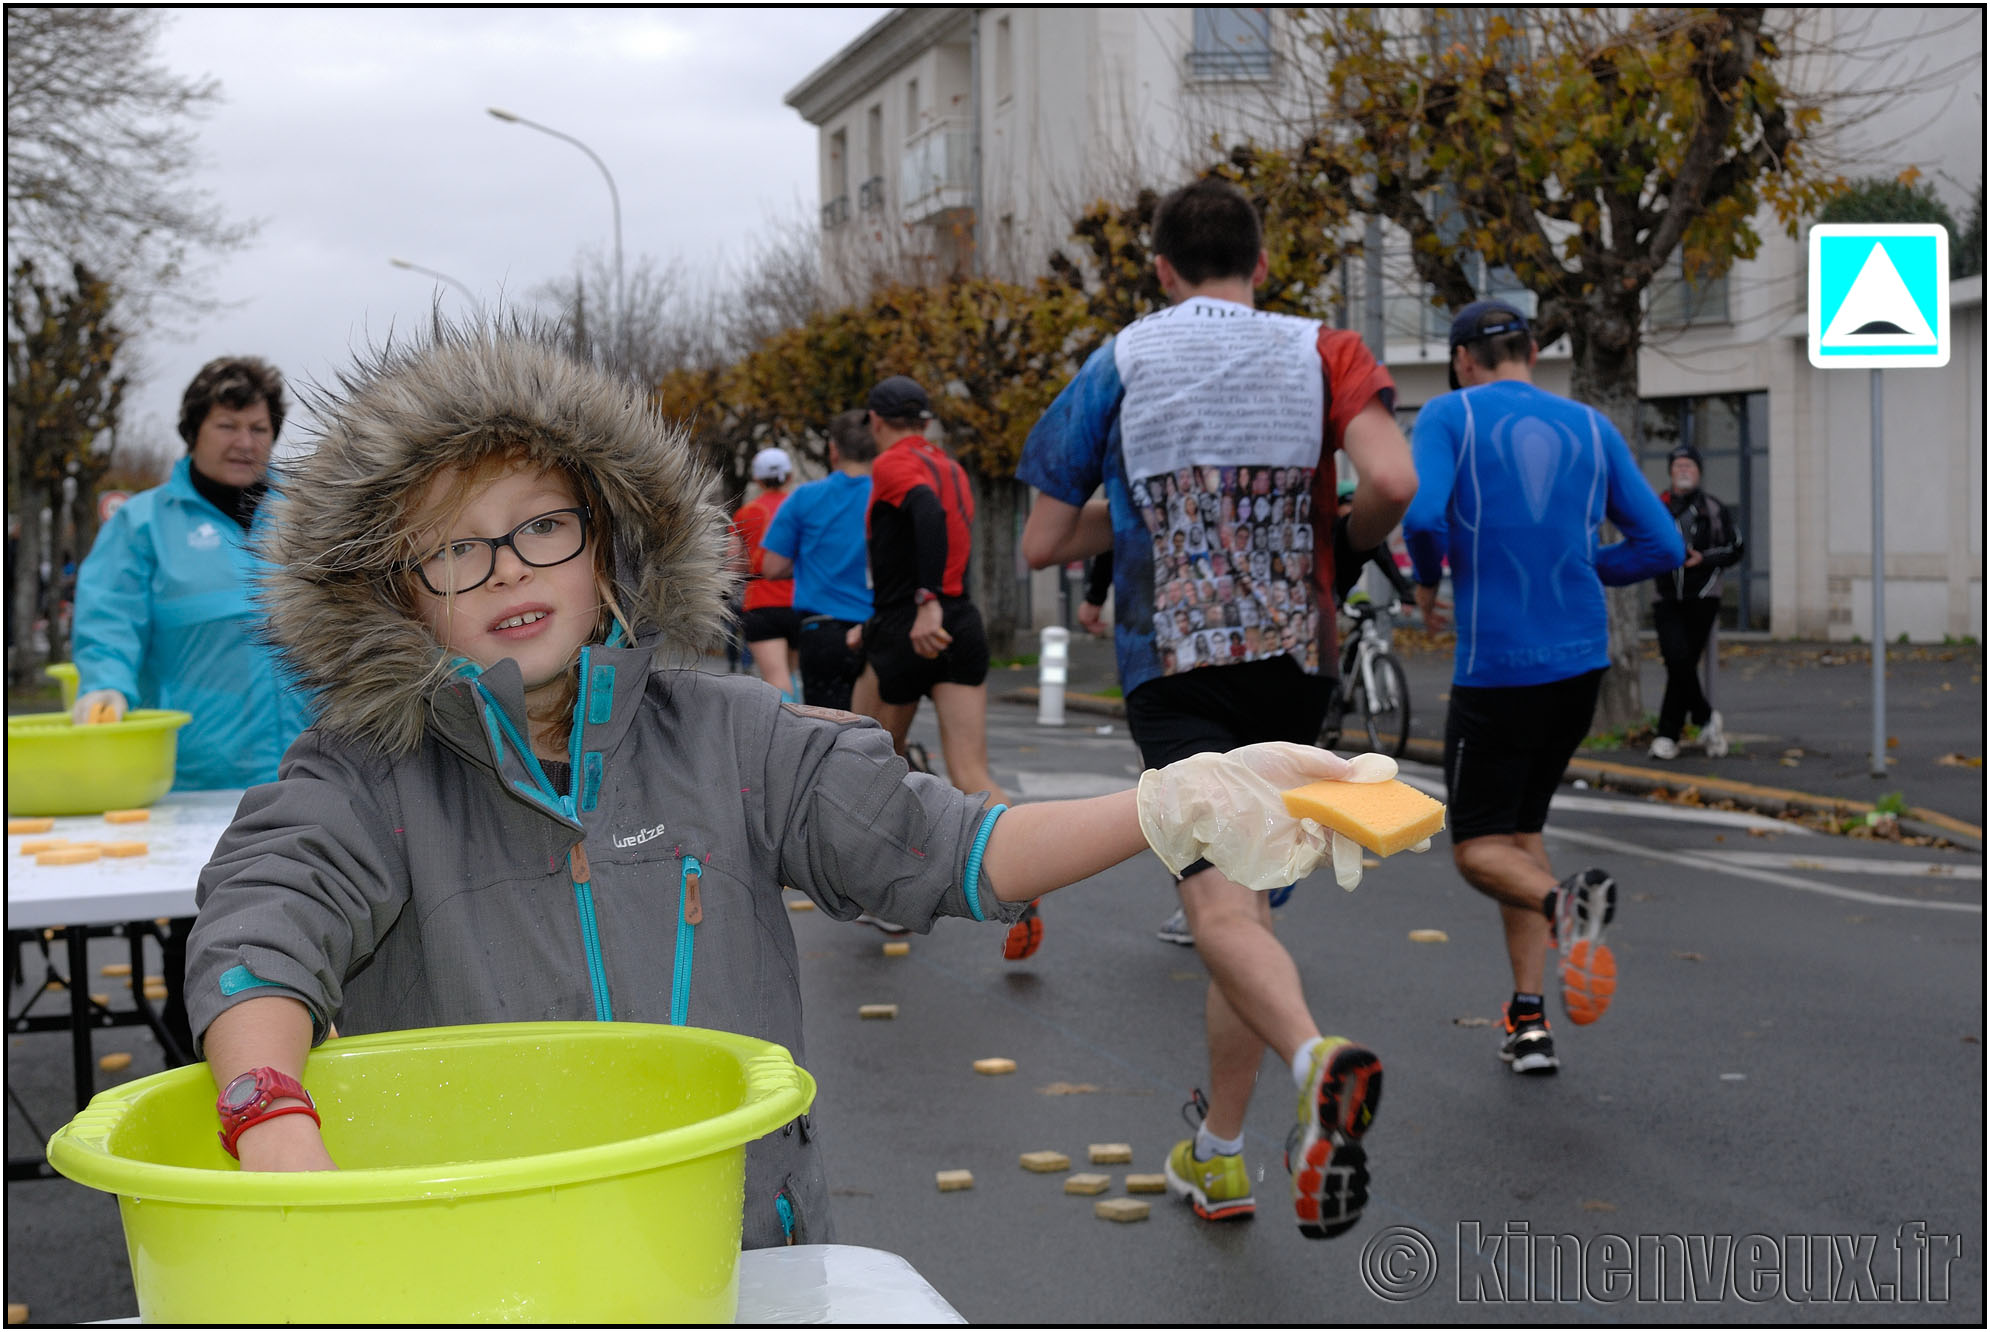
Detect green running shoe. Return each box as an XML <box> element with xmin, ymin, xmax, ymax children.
<box><xmin>1165</xmin><ymin>1138</ymin><xmax>1257</xmax><ymax>1221</ymax></box>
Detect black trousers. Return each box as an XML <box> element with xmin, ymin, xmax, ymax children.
<box><xmin>1654</xmin><ymin>597</ymin><xmax>1720</xmax><ymax>740</ymax></box>
<box><xmin>797</xmin><ymin>614</ymin><xmax>867</xmax><ymax>712</ymax></box>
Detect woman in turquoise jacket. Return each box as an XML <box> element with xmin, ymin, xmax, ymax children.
<box><xmin>70</xmin><ymin>357</ymin><xmax>309</xmax><ymax>790</ymax></box>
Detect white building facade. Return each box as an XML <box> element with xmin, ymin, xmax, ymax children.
<box><xmin>788</xmin><ymin>7</ymin><xmax>1984</xmax><ymax>639</ymax></box>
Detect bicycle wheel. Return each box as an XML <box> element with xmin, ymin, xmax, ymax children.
<box><xmin>1353</xmin><ymin>652</ymin><xmax>1411</xmax><ymax>758</ymax></box>
<box><xmin>1316</xmin><ymin>681</ymin><xmax>1346</xmax><ymax>751</ymax></box>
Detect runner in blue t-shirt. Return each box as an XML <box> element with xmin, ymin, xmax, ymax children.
<box><xmin>760</xmin><ymin>409</ymin><xmax>875</xmax><ymax>713</ymax></box>
<box><xmin>1403</xmin><ymin>300</ymin><xmax>1685</xmax><ymax>1077</ymax></box>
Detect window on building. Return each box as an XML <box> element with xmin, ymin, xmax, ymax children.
<box><xmin>1429</xmin><ymin>6</ymin><xmax>1528</xmax><ymax>63</ymax></box>
<box><xmin>1636</xmin><ymin>391</ymin><xmax>1769</xmax><ymax>630</ymax></box>
<box><xmin>1648</xmin><ymin>251</ymin><xmax>1731</xmax><ymax>327</ymax></box>
<box><xmin>861</xmin><ymin>105</ymin><xmax>885</xmax><ymax>212</ymax></box>
<box><xmin>1189</xmin><ymin>8</ymin><xmax>1273</xmax><ymax>80</ymax></box>
<box><xmin>823</xmin><ymin>128</ymin><xmax>850</xmax><ymax>229</ymax></box>
<box><xmin>905</xmin><ymin>77</ymin><xmax>920</xmax><ymax>130</ymax></box>
<box><xmin>995</xmin><ymin>16</ymin><xmax>1014</xmax><ymax>104</ymax></box>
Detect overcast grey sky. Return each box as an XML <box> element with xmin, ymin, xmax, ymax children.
<box><xmin>127</xmin><ymin>7</ymin><xmax>886</xmax><ymax>456</ymax></box>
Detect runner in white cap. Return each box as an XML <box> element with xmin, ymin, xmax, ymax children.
<box><xmin>733</xmin><ymin>447</ymin><xmax>801</xmax><ymax>700</ymax></box>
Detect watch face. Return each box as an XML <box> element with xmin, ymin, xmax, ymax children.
<box><xmin>220</xmin><ymin>1071</ymin><xmax>263</xmax><ymax>1112</ymax></box>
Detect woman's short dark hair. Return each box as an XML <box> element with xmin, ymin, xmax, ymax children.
<box><xmin>178</xmin><ymin>357</ymin><xmax>287</xmax><ymax>447</ymax></box>
<box><xmin>829</xmin><ymin>408</ymin><xmax>877</xmax><ymax>463</ymax></box>
<box><xmin>1151</xmin><ymin>178</ymin><xmax>1262</xmax><ymax>285</ymax></box>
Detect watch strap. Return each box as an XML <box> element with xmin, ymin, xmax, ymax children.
<box><xmin>219</xmin><ymin>1101</ymin><xmax>322</xmax><ymax>1158</ymax></box>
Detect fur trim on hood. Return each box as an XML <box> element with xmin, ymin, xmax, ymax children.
<box><xmin>259</xmin><ymin>317</ymin><xmax>731</xmax><ymax>756</ymax></box>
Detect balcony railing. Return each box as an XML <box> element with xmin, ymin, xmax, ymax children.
<box><xmin>900</xmin><ymin>119</ymin><xmax>973</xmax><ymax>224</ymax></box>
<box><xmin>821</xmin><ymin>194</ymin><xmax>850</xmax><ymax>229</ymax></box>
<box><xmin>858</xmin><ymin>175</ymin><xmax>886</xmax><ymax>213</ymax></box>
<box><xmin>1185</xmin><ymin>46</ymin><xmax>1274</xmax><ymax>81</ymax></box>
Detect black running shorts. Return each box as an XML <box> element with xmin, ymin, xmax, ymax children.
<box><xmin>1442</xmin><ymin>668</ymin><xmax>1604</xmax><ymax>842</ymax></box>
<box><xmin>740</xmin><ymin>605</ymin><xmax>801</xmax><ymax>648</ymax></box>
<box><xmin>865</xmin><ymin>598</ymin><xmax>990</xmax><ymax>706</ymax></box>
<box><xmin>1125</xmin><ymin>656</ymin><xmax>1336</xmax><ymax>881</ymax></box>
<box><xmin>797</xmin><ymin>614</ymin><xmax>867</xmax><ymax>713</ymax></box>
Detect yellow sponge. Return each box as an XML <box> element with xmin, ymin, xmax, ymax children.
<box><xmin>1282</xmin><ymin>779</ymin><xmax>1446</xmax><ymax>856</ymax></box>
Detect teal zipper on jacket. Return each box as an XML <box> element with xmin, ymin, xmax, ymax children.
<box><xmin>568</xmin><ymin>644</ymin><xmax>613</xmax><ymax>1021</ymax></box>
<box><xmin>458</xmin><ymin>643</ymin><xmax>624</xmax><ymax>1022</ymax></box>
<box><xmin>671</xmin><ymin>856</ymin><xmax>701</xmax><ymax>1025</ymax></box>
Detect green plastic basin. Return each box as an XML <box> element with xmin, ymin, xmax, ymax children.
<box><xmin>46</xmin><ymin>1022</ymin><xmax>816</xmax><ymax>1324</ymax></box>
<box><xmin>5</xmin><ymin>709</ymin><xmax>190</xmax><ymax>816</ymax></box>
<box><xmin>45</xmin><ymin>661</ymin><xmax>79</xmax><ymax>710</ymax></box>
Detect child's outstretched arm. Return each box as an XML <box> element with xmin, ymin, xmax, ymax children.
<box><xmin>978</xmin><ymin>790</ymin><xmax>1146</xmax><ymax>900</ymax></box>
<box><xmin>204</xmin><ymin>994</ymin><xmax>338</xmax><ymax>1172</ymax></box>
<box><xmin>978</xmin><ymin>742</ymin><xmax>1360</xmax><ymax>900</ymax></box>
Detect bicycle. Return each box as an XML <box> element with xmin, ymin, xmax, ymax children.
<box><xmin>1318</xmin><ymin>597</ymin><xmax>1411</xmax><ymax>758</ymax></box>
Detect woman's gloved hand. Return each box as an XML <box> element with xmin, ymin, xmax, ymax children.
<box><xmin>1136</xmin><ymin>742</ymin><xmax>1400</xmax><ymax>892</ymax></box>
<box><xmin>71</xmin><ymin>689</ymin><xmax>128</xmax><ymax>725</ymax></box>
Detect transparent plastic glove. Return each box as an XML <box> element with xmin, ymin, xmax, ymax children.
<box><xmin>1137</xmin><ymin>741</ymin><xmax>1359</xmax><ymax>892</ymax></box>
<box><xmin>71</xmin><ymin>689</ymin><xmax>127</xmax><ymax>725</ymax></box>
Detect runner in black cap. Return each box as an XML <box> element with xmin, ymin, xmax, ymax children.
<box><xmin>1406</xmin><ymin>296</ymin><xmax>1685</xmax><ymax>1076</ymax></box>
<box><xmin>1649</xmin><ymin>442</ymin><xmax>1745</xmax><ymax>761</ymax></box>
<box><xmin>855</xmin><ymin>376</ymin><xmax>1036</xmax><ymax>961</ymax></box>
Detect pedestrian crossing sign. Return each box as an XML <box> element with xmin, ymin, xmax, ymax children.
<box><xmin>1808</xmin><ymin>223</ymin><xmax>1950</xmax><ymax>368</ymax></box>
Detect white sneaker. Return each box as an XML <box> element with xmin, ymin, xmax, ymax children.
<box><xmin>1647</xmin><ymin>736</ymin><xmax>1680</xmax><ymax>760</ymax></box>
<box><xmin>1700</xmin><ymin>711</ymin><xmax>1728</xmax><ymax>758</ymax></box>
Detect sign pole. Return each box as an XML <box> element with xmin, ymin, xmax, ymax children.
<box><xmin>1870</xmin><ymin>368</ymin><xmax>1887</xmax><ymax>779</ymax></box>
<box><xmin>1807</xmin><ymin>221</ymin><xmax>1948</xmax><ymax>780</ymax></box>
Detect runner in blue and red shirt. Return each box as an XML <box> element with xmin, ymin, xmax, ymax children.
<box><xmin>1019</xmin><ymin>177</ymin><xmax>1419</xmax><ymax>1243</ymax></box>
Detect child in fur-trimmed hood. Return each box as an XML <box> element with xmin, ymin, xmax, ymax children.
<box><xmin>186</xmin><ymin>316</ymin><xmax>1361</xmax><ymax>1251</ymax></box>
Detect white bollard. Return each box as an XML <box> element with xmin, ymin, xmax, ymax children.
<box><xmin>1037</xmin><ymin>626</ymin><xmax>1070</xmax><ymax>727</ymax></box>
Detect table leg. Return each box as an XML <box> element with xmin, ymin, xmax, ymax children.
<box><xmin>159</xmin><ymin>918</ymin><xmax>194</xmax><ymax>1065</ymax></box>
<box><xmin>66</xmin><ymin>928</ymin><xmax>94</xmax><ymax>1112</ymax></box>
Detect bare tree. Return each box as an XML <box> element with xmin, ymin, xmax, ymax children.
<box><xmin>6</xmin><ymin>8</ymin><xmax>256</xmax><ymax>327</ymax></box>
<box><xmin>723</xmin><ymin>208</ymin><xmax>825</xmax><ymax>356</ymax></box>
<box><xmin>535</xmin><ymin>251</ymin><xmax>729</xmax><ymax>387</ymax></box>
<box><xmin>6</xmin><ymin>259</ymin><xmax>126</xmax><ymax>685</ymax></box>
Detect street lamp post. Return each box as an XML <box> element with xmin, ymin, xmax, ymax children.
<box><xmin>388</xmin><ymin>257</ymin><xmax>476</xmax><ymax>306</ymax></box>
<box><xmin>487</xmin><ymin>107</ymin><xmax>624</xmax><ymax>357</ymax></box>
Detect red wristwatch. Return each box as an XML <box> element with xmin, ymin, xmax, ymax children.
<box><xmin>216</xmin><ymin>1066</ymin><xmax>320</xmax><ymax>1158</ymax></box>
<box><xmin>913</xmin><ymin>588</ymin><xmax>939</xmax><ymax>607</ymax></box>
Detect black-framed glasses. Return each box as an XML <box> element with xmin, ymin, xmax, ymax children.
<box><xmin>413</xmin><ymin>506</ymin><xmax>591</xmax><ymax>596</ymax></box>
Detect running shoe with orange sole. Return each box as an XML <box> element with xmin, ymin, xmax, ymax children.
<box><xmin>1285</xmin><ymin>1036</ymin><xmax>1383</xmax><ymax>1240</ymax></box>
<box><xmin>1002</xmin><ymin>900</ymin><xmax>1043</xmax><ymax>960</ymax></box>
<box><xmin>1554</xmin><ymin>867</ymin><xmax>1618</xmax><ymax>1025</ymax></box>
<box><xmin>1164</xmin><ymin>1139</ymin><xmax>1257</xmax><ymax>1221</ymax></box>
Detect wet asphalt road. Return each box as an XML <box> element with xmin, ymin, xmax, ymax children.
<box><xmin>5</xmin><ymin>693</ymin><xmax>1982</xmax><ymax>1324</ymax></box>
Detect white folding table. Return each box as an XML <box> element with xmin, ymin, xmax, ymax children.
<box><xmin>91</xmin><ymin>1243</ymin><xmax>966</xmax><ymax>1323</ymax></box>
<box><xmin>7</xmin><ymin>789</ymin><xmax>242</xmax><ymax>1175</ymax></box>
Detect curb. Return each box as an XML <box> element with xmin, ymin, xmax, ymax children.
<box><xmin>999</xmin><ymin>688</ymin><xmax>1983</xmax><ymax>850</ymax></box>
<box><xmin>999</xmin><ymin>687</ymin><xmax>1126</xmax><ymax>719</ymax></box>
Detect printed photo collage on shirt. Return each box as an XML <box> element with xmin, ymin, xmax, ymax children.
<box><xmin>1134</xmin><ymin>464</ymin><xmax>1322</xmax><ymax>676</ymax></box>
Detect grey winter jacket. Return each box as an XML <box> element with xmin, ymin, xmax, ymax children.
<box><xmin>183</xmin><ymin>321</ymin><xmax>1020</xmax><ymax>1249</ymax></box>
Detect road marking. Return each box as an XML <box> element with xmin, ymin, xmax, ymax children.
<box><xmin>1697</xmin><ymin>850</ymin><xmax>1980</xmax><ymax>880</ymax></box>
<box><xmin>1394</xmin><ymin>767</ymin><xmax>1816</xmax><ymax>835</ymax></box>
<box><xmin>1544</xmin><ymin>826</ymin><xmax>1983</xmax><ymax>913</ymax></box>
<box><xmin>1011</xmin><ymin>772</ymin><xmax>1136</xmax><ymax>799</ymax></box>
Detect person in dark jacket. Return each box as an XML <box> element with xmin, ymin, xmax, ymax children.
<box><xmin>1649</xmin><ymin>443</ymin><xmax>1745</xmax><ymax>760</ymax></box>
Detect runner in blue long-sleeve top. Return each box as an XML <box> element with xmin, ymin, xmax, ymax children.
<box><xmin>1402</xmin><ymin>300</ymin><xmax>1684</xmax><ymax>1076</ymax></box>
